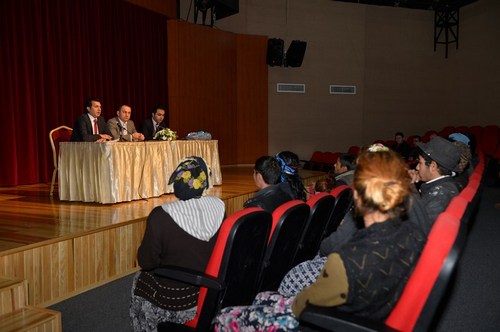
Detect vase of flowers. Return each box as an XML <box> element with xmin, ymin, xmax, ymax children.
<box><xmin>154</xmin><ymin>128</ymin><xmax>178</xmax><ymax>141</ymax></box>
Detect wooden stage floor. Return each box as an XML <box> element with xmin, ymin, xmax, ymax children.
<box><xmin>0</xmin><ymin>166</ymin><xmax>325</xmax><ymax>307</ymax></box>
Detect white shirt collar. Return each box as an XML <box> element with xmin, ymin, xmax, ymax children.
<box><xmin>87</xmin><ymin>113</ymin><xmax>97</xmax><ymax>122</ymax></box>
<box><xmin>425</xmin><ymin>174</ymin><xmax>451</xmax><ymax>184</ymax></box>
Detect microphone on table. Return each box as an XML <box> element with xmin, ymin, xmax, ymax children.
<box><xmin>118</xmin><ymin>121</ymin><xmax>144</xmax><ymax>141</ymax></box>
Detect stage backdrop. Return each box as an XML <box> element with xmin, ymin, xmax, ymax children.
<box><xmin>0</xmin><ymin>1</ymin><xmax>268</xmax><ymax>187</ymax></box>
<box><xmin>0</xmin><ymin>0</ymin><xmax>168</xmax><ymax>186</ymax></box>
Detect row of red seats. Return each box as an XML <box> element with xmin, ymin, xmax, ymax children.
<box><xmin>300</xmin><ymin>151</ymin><xmax>486</xmax><ymax>331</ymax></box>
<box><xmin>303</xmin><ymin>125</ymin><xmax>500</xmax><ymax>172</ymax></box>
<box><xmin>154</xmin><ymin>185</ymin><xmax>354</xmax><ymax>331</ymax></box>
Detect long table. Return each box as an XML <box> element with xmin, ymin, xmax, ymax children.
<box><xmin>58</xmin><ymin>140</ymin><xmax>222</xmax><ymax>204</ymax></box>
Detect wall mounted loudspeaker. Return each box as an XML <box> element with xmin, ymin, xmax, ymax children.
<box><xmin>266</xmin><ymin>38</ymin><xmax>284</xmax><ymax>67</ymax></box>
<box><xmin>285</xmin><ymin>40</ymin><xmax>307</xmax><ymax>67</ymax></box>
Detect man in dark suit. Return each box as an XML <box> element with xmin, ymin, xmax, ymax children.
<box><xmin>140</xmin><ymin>105</ymin><xmax>168</xmax><ymax>140</ymax></box>
<box><xmin>106</xmin><ymin>105</ymin><xmax>145</xmax><ymax>141</ymax></box>
<box><xmin>70</xmin><ymin>98</ymin><xmax>112</xmax><ymax>142</ymax></box>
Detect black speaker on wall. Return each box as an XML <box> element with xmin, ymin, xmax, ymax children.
<box><xmin>266</xmin><ymin>38</ymin><xmax>284</xmax><ymax>67</ymax></box>
<box><xmin>285</xmin><ymin>40</ymin><xmax>307</xmax><ymax>67</ymax></box>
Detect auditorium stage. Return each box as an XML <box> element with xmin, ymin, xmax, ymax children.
<box><xmin>0</xmin><ymin>166</ymin><xmax>325</xmax><ymax>307</ymax></box>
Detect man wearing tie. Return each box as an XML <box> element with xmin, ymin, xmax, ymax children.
<box><xmin>106</xmin><ymin>105</ymin><xmax>145</xmax><ymax>141</ymax></box>
<box><xmin>140</xmin><ymin>105</ymin><xmax>168</xmax><ymax>140</ymax></box>
<box><xmin>70</xmin><ymin>98</ymin><xmax>112</xmax><ymax>142</ymax></box>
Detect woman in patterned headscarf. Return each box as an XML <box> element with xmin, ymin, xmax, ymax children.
<box><xmin>130</xmin><ymin>157</ymin><xmax>225</xmax><ymax>331</ymax></box>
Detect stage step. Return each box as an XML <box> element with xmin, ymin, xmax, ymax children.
<box><xmin>0</xmin><ymin>277</ymin><xmax>28</xmax><ymax>315</ymax></box>
<box><xmin>0</xmin><ymin>306</ymin><xmax>61</xmax><ymax>332</ymax></box>
<box><xmin>0</xmin><ymin>277</ymin><xmax>61</xmax><ymax>331</ymax></box>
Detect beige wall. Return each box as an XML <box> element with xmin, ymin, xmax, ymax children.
<box><xmin>180</xmin><ymin>0</ymin><xmax>500</xmax><ymax>160</ymax></box>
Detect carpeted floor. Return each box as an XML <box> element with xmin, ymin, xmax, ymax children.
<box><xmin>50</xmin><ymin>187</ymin><xmax>500</xmax><ymax>332</ymax></box>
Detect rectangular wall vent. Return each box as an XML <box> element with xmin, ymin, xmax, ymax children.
<box><xmin>277</xmin><ymin>83</ymin><xmax>305</xmax><ymax>93</ymax></box>
<box><xmin>330</xmin><ymin>85</ymin><xmax>356</xmax><ymax>94</ymax></box>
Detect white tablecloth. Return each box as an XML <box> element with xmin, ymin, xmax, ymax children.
<box><xmin>58</xmin><ymin>140</ymin><xmax>222</xmax><ymax>204</ymax></box>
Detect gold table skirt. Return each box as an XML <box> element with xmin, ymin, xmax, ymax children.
<box><xmin>58</xmin><ymin>140</ymin><xmax>222</xmax><ymax>204</ymax></box>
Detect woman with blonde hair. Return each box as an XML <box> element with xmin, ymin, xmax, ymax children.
<box><xmin>214</xmin><ymin>146</ymin><xmax>426</xmax><ymax>331</ymax></box>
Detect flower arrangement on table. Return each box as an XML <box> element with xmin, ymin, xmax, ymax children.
<box><xmin>154</xmin><ymin>128</ymin><xmax>178</xmax><ymax>141</ymax></box>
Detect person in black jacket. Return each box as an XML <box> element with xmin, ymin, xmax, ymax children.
<box><xmin>140</xmin><ymin>105</ymin><xmax>168</xmax><ymax>140</ymax></box>
<box><xmin>70</xmin><ymin>98</ymin><xmax>112</xmax><ymax>142</ymax></box>
<box><xmin>410</xmin><ymin>136</ymin><xmax>462</xmax><ymax>223</ymax></box>
<box><xmin>244</xmin><ymin>156</ymin><xmax>292</xmax><ymax>213</ymax></box>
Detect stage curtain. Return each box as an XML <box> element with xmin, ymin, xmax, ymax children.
<box><xmin>0</xmin><ymin>0</ymin><xmax>168</xmax><ymax>186</ymax></box>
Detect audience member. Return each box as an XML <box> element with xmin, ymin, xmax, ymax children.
<box><xmin>70</xmin><ymin>98</ymin><xmax>112</xmax><ymax>142</ymax></box>
<box><xmin>140</xmin><ymin>105</ymin><xmax>168</xmax><ymax>140</ymax></box>
<box><xmin>316</xmin><ymin>138</ymin><xmax>460</xmax><ymax>268</ymax></box>
<box><xmin>214</xmin><ymin>148</ymin><xmax>426</xmax><ymax>330</ymax></box>
<box><xmin>313</xmin><ymin>177</ymin><xmax>336</xmax><ymax>193</ymax></box>
<box><xmin>332</xmin><ymin>153</ymin><xmax>356</xmax><ymax>186</ymax></box>
<box><xmin>409</xmin><ymin>136</ymin><xmax>462</xmax><ymax>223</ymax></box>
<box><xmin>308</xmin><ymin>154</ymin><xmax>355</xmax><ymax>195</ymax></box>
<box><xmin>279</xmin><ymin>144</ymin><xmax>429</xmax><ymax>298</ymax></box>
<box><xmin>448</xmin><ymin>133</ymin><xmax>473</xmax><ymax>190</ymax></box>
<box><xmin>130</xmin><ymin>157</ymin><xmax>225</xmax><ymax>331</ymax></box>
<box><xmin>244</xmin><ymin>156</ymin><xmax>292</xmax><ymax>213</ymax></box>
<box><xmin>106</xmin><ymin>105</ymin><xmax>145</xmax><ymax>141</ymax></box>
<box><xmin>391</xmin><ymin>131</ymin><xmax>411</xmax><ymax>161</ymax></box>
<box><xmin>408</xmin><ymin>135</ymin><xmax>422</xmax><ymax>163</ymax></box>
<box><xmin>276</xmin><ymin>151</ymin><xmax>307</xmax><ymax>201</ymax></box>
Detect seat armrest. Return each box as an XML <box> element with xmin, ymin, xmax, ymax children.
<box><xmin>154</xmin><ymin>265</ymin><xmax>223</xmax><ymax>290</ymax></box>
<box><xmin>299</xmin><ymin>304</ymin><xmax>392</xmax><ymax>332</ymax></box>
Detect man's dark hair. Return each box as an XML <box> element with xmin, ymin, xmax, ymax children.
<box><xmin>84</xmin><ymin>98</ymin><xmax>101</xmax><ymax>113</ymax></box>
<box><xmin>395</xmin><ymin>131</ymin><xmax>405</xmax><ymax>138</ymax></box>
<box><xmin>152</xmin><ymin>104</ymin><xmax>166</xmax><ymax>114</ymax></box>
<box><xmin>338</xmin><ymin>153</ymin><xmax>356</xmax><ymax>171</ymax></box>
<box><xmin>419</xmin><ymin>151</ymin><xmax>452</xmax><ymax>176</ymax></box>
<box><xmin>254</xmin><ymin>156</ymin><xmax>281</xmax><ymax>185</ymax></box>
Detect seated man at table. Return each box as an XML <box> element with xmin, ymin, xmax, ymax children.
<box><xmin>106</xmin><ymin>105</ymin><xmax>145</xmax><ymax>141</ymax></box>
<box><xmin>70</xmin><ymin>97</ymin><xmax>112</xmax><ymax>142</ymax></box>
<box><xmin>244</xmin><ymin>156</ymin><xmax>292</xmax><ymax>213</ymax></box>
<box><xmin>140</xmin><ymin>105</ymin><xmax>168</xmax><ymax>140</ymax></box>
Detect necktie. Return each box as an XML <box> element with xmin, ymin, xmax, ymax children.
<box><xmin>94</xmin><ymin>119</ymin><xmax>99</xmax><ymax>134</ymax></box>
<box><xmin>154</xmin><ymin>123</ymin><xmax>158</xmax><ymax>134</ymax></box>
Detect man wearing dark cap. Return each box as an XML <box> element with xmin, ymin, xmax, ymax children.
<box><xmin>409</xmin><ymin>136</ymin><xmax>462</xmax><ymax>226</ymax></box>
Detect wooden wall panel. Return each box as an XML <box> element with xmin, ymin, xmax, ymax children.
<box><xmin>167</xmin><ymin>20</ymin><xmax>268</xmax><ymax>165</ymax></box>
<box><xmin>0</xmin><ymin>221</ymin><xmax>145</xmax><ymax>307</ymax></box>
<box><xmin>236</xmin><ymin>34</ymin><xmax>269</xmax><ymax>164</ymax></box>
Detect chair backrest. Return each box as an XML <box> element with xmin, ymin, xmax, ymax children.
<box><xmin>467</xmin><ymin>125</ymin><xmax>483</xmax><ymax>143</ymax></box>
<box><xmin>422</xmin><ymin>130</ymin><xmax>438</xmax><ymax>143</ymax></box>
<box><xmin>347</xmin><ymin>145</ymin><xmax>360</xmax><ymax>156</ymax></box>
<box><xmin>49</xmin><ymin>126</ymin><xmax>73</xmax><ymax>168</ymax></box>
<box><xmin>292</xmin><ymin>193</ymin><xmax>336</xmax><ymax>266</ymax></box>
<box><xmin>258</xmin><ymin>200</ymin><xmax>310</xmax><ymax>292</ymax></box>
<box><xmin>445</xmin><ymin>195</ymin><xmax>468</xmax><ymax>220</ymax></box>
<box><xmin>186</xmin><ymin>208</ymin><xmax>272</xmax><ymax>330</ymax></box>
<box><xmin>438</xmin><ymin>126</ymin><xmax>456</xmax><ymax>138</ymax></box>
<box><xmin>324</xmin><ymin>185</ymin><xmax>353</xmax><ymax>237</ymax></box>
<box><xmin>385</xmin><ymin>212</ymin><xmax>466</xmax><ymax>332</ymax></box>
<box><xmin>303</xmin><ymin>151</ymin><xmax>324</xmax><ymax>170</ymax></box>
<box><xmin>478</xmin><ymin>125</ymin><xmax>499</xmax><ymax>156</ymax></box>
<box><xmin>459</xmin><ymin>186</ymin><xmax>476</xmax><ymax>203</ymax></box>
<box><xmin>454</xmin><ymin>125</ymin><xmax>469</xmax><ymax>134</ymax></box>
